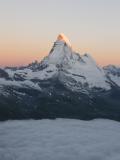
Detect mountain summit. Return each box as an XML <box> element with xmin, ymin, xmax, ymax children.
<box><xmin>57</xmin><ymin>33</ymin><xmax>72</xmax><ymax>47</ymax></box>
<box><xmin>42</xmin><ymin>33</ymin><xmax>73</xmax><ymax>65</ymax></box>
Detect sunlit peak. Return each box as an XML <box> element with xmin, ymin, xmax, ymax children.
<box><xmin>57</xmin><ymin>33</ymin><xmax>71</xmax><ymax>47</ymax></box>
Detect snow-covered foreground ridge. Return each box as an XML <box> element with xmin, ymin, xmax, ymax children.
<box><xmin>0</xmin><ymin>119</ymin><xmax>120</xmax><ymax>160</ymax></box>
<box><xmin>0</xmin><ymin>33</ymin><xmax>120</xmax><ymax>92</ymax></box>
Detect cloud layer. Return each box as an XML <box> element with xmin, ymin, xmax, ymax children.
<box><xmin>0</xmin><ymin>119</ymin><xmax>120</xmax><ymax>160</ymax></box>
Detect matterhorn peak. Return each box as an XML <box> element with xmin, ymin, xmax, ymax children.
<box><xmin>57</xmin><ymin>33</ymin><xmax>72</xmax><ymax>47</ymax></box>
<box><xmin>42</xmin><ymin>33</ymin><xmax>73</xmax><ymax>65</ymax></box>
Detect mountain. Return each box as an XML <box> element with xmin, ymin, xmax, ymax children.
<box><xmin>0</xmin><ymin>33</ymin><xmax>120</xmax><ymax>121</ymax></box>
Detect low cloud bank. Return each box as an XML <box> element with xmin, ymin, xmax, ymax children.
<box><xmin>0</xmin><ymin>119</ymin><xmax>120</xmax><ymax>160</ymax></box>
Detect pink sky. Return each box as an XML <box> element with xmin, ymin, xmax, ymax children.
<box><xmin>0</xmin><ymin>0</ymin><xmax>120</xmax><ymax>67</ymax></box>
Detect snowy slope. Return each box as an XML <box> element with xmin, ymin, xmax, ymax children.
<box><xmin>60</xmin><ymin>53</ymin><xmax>110</xmax><ymax>90</ymax></box>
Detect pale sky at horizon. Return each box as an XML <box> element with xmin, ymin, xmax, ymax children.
<box><xmin>0</xmin><ymin>0</ymin><xmax>120</xmax><ymax>67</ymax></box>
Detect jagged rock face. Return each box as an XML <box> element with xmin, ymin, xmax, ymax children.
<box><xmin>0</xmin><ymin>34</ymin><xmax>120</xmax><ymax>121</ymax></box>
<box><xmin>103</xmin><ymin>65</ymin><xmax>120</xmax><ymax>87</ymax></box>
<box><xmin>0</xmin><ymin>69</ymin><xmax>9</xmax><ymax>79</ymax></box>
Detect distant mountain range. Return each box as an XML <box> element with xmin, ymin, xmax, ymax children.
<box><xmin>0</xmin><ymin>34</ymin><xmax>120</xmax><ymax>121</ymax></box>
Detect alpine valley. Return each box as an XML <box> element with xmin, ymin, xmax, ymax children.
<box><xmin>0</xmin><ymin>34</ymin><xmax>120</xmax><ymax>121</ymax></box>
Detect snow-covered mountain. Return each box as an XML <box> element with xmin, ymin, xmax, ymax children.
<box><xmin>0</xmin><ymin>33</ymin><xmax>119</xmax><ymax>91</ymax></box>
<box><xmin>0</xmin><ymin>34</ymin><xmax>120</xmax><ymax>121</ymax></box>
